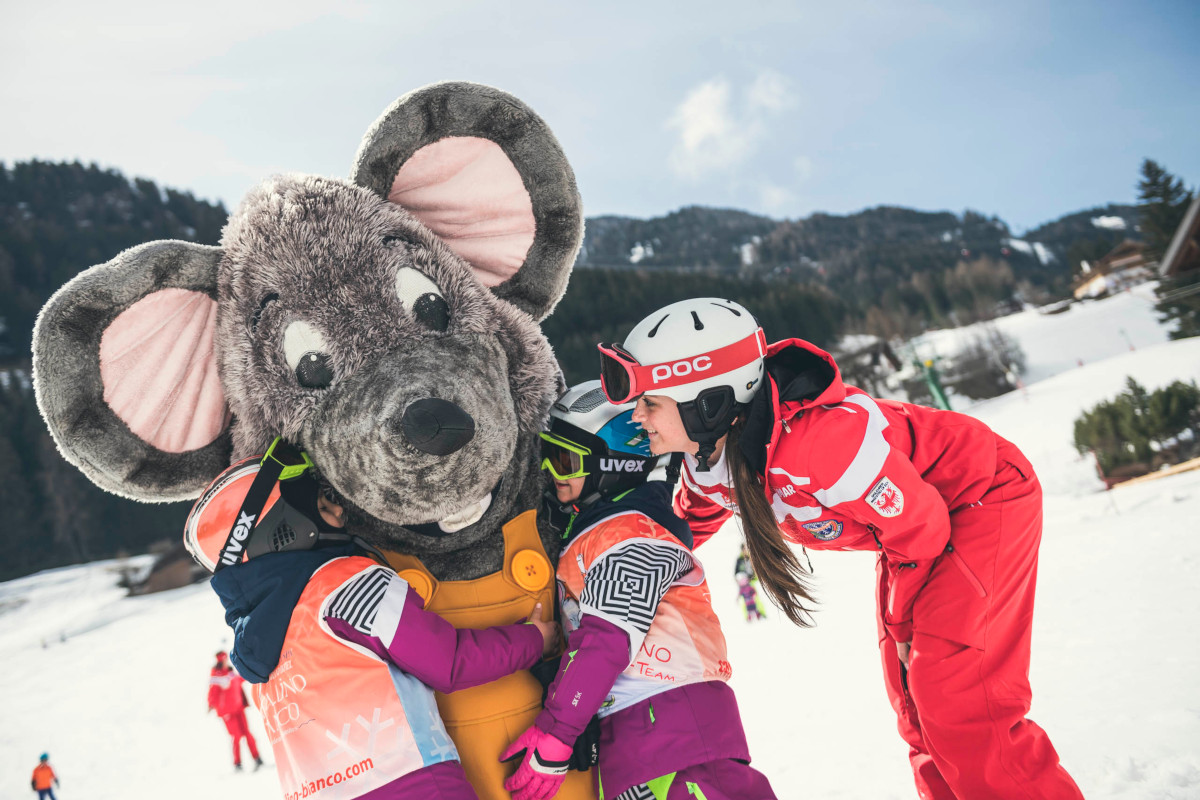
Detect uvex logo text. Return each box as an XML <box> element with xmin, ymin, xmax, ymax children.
<box><xmin>651</xmin><ymin>355</ymin><xmax>712</xmax><ymax>383</ymax></box>
<box><xmin>220</xmin><ymin>511</ymin><xmax>258</xmax><ymax>565</ymax></box>
<box><xmin>600</xmin><ymin>458</ymin><xmax>645</xmax><ymax>472</ymax></box>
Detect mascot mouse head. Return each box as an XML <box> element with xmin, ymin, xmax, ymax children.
<box><xmin>32</xmin><ymin>82</ymin><xmax>582</xmax><ymax>578</ymax></box>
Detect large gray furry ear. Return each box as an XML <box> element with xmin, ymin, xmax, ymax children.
<box><xmin>32</xmin><ymin>240</ymin><xmax>233</xmax><ymax>502</ymax></box>
<box><xmin>351</xmin><ymin>81</ymin><xmax>583</xmax><ymax>322</ymax></box>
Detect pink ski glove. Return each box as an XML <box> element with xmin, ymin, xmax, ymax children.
<box><xmin>500</xmin><ymin>725</ymin><xmax>573</xmax><ymax>800</ymax></box>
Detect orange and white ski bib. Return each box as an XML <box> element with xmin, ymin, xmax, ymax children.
<box><xmin>558</xmin><ymin>511</ymin><xmax>732</xmax><ymax>715</ymax></box>
<box><xmin>252</xmin><ymin>556</ymin><xmax>458</xmax><ymax>800</ymax></box>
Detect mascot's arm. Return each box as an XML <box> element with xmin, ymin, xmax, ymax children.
<box><xmin>323</xmin><ymin>566</ymin><xmax>542</xmax><ymax>693</ymax></box>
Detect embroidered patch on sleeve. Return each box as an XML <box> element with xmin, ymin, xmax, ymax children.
<box><xmin>801</xmin><ymin>519</ymin><xmax>843</xmax><ymax>541</ymax></box>
<box><xmin>866</xmin><ymin>477</ymin><xmax>904</xmax><ymax>517</ymax></box>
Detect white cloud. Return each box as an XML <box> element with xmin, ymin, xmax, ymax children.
<box><xmin>666</xmin><ymin>78</ymin><xmax>751</xmax><ymax>179</ymax></box>
<box><xmin>760</xmin><ymin>184</ymin><xmax>796</xmax><ymax>212</ymax></box>
<box><xmin>747</xmin><ymin>70</ymin><xmax>794</xmax><ymax>113</ymax></box>
<box><xmin>666</xmin><ymin>71</ymin><xmax>795</xmax><ymax>180</ymax></box>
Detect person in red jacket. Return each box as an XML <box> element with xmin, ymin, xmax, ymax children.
<box><xmin>208</xmin><ymin>650</ymin><xmax>263</xmax><ymax>771</ymax></box>
<box><xmin>598</xmin><ymin>297</ymin><xmax>1084</xmax><ymax>800</ymax></box>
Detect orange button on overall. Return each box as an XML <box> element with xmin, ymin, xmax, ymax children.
<box><xmin>511</xmin><ymin>549</ymin><xmax>551</xmax><ymax>592</ymax></box>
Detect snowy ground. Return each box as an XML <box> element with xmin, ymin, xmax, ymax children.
<box><xmin>3</xmin><ymin>287</ymin><xmax>1199</xmax><ymax>799</ymax></box>
<box><xmin>910</xmin><ymin>282</ymin><xmax>1172</xmax><ymax>386</ymax></box>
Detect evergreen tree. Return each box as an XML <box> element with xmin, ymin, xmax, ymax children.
<box><xmin>1137</xmin><ymin>159</ymin><xmax>1192</xmax><ymax>259</ymax></box>
<box><xmin>1155</xmin><ymin>269</ymin><xmax>1200</xmax><ymax>339</ymax></box>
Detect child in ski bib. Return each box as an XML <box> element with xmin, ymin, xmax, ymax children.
<box><xmin>185</xmin><ymin>439</ymin><xmax>559</xmax><ymax>800</ymax></box>
<box><xmin>500</xmin><ymin>382</ymin><xmax>777</xmax><ymax>800</ymax></box>
<box><xmin>598</xmin><ymin>298</ymin><xmax>1084</xmax><ymax>800</ymax></box>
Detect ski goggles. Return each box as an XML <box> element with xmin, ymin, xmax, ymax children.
<box><xmin>213</xmin><ymin>438</ymin><xmax>317</xmax><ymax>572</ymax></box>
<box><xmin>597</xmin><ymin>327</ymin><xmax>767</xmax><ymax>404</ymax></box>
<box><xmin>262</xmin><ymin>437</ymin><xmax>316</xmax><ymax>481</ymax></box>
<box><xmin>539</xmin><ymin>432</ymin><xmax>591</xmax><ymax>481</ymax></box>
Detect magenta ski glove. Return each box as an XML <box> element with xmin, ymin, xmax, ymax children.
<box><xmin>501</xmin><ymin>725</ymin><xmax>573</xmax><ymax>800</ymax></box>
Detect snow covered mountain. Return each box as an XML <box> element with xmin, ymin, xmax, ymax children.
<box><xmin>2</xmin><ymin>286</ymin><xmax>1198</xmax><ymax>800</ymax></box>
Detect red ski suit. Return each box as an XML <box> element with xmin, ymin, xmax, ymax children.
<box><xmin>208</xmin><ymin>664</ymin><xmax>260</xmax><ymax>767</ymax></box>
<box><xmin>675</xmin><ymin>338</ymin><xmax>1082</xmax><ymax>800</ymax></box>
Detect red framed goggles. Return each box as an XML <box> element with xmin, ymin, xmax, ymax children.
<box><xmin>597</xmin><ymin>328</ymin><xmax>767</xmax><ymax>404</ymax></box>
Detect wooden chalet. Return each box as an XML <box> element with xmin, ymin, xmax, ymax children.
<box><xmin>1072</xmin><ymin>239</ymin><xmax>1155</xmax><ymax>300</ymax></box>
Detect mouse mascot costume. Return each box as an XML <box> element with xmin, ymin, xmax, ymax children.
<box><xmin>32</xmin><ymin>82</ymin><xmax>593</xmax><ymax>800</ymax></box>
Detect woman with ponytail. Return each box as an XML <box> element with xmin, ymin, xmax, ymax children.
<box><xmin>598</xmin><ymin>298</ymin><xmax>1083</xmax><ymax>800</ymax></box>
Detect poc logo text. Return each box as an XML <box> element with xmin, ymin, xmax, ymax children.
<box><xmin>651</xmin><ymin>356</ymin><xmax>712</xmax><ymax>383</ymax></box>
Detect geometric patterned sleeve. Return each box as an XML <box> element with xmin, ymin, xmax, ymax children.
<box><xmin>579</xmin><ymin>540</ymin><xmax>695</xmax><ymax>657</ymax></box>
<box><xmin>323</xmin><ymin>565</ymin><xmax>401</xmax><ymax>641</ymax></box>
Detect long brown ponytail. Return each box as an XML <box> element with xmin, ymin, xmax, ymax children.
<box><xmin>725</xmin><ymin>419</ymin><xmax>818</xmax><ymax>627</ymax></box>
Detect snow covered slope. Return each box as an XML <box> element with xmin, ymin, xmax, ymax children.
<box><xmin>2</xmin><ymin>290</ymin><xmax>1198</xmax><ymax>799</ymax></box>
<box><xmin>912</xmin><ymin>282</ymin><xmax>1173</xmax><ymax>386</ymax></box>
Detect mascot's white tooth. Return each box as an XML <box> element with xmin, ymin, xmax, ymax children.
<box><xmin>437</xmin><ymin>492</ymin><xmax>493</xmax><ymax>533</ymax></box>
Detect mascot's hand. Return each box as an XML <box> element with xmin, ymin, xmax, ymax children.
<box><xmin>501</xmin><ymin>725</ymin><xmax>572</xmax><ymax>800</ymax></box>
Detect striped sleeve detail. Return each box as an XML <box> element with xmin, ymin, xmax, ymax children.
<box><xmin>812</xmin><ymin>393</ymin><xmax>891</xmax><ymax>508</ymax></box>
<box><xmin>579</xmin><ymin>540</ymin><xmax>694</xmax><ymax>654</ymax></box>
<box><xmin>323</xmin><ymin>566</ymin><xmax>409</xmax><ymax>647</ymax></box>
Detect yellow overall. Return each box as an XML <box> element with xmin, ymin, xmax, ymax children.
<box><xmin>385</xmin><ymin>510</ymin><xmax>597</xmax><ymax>800</ymax></box>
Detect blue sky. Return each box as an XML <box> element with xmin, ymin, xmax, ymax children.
<box><xmin>2</xmin><ymin>1</ymin><xmax>1196</xmax><ymax>233</ymax></box>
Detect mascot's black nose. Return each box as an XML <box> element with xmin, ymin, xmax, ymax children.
<box><xmin>397</xmin><ymin>398</ymin><xmax>476</xmax><ymax>455</ymax></box>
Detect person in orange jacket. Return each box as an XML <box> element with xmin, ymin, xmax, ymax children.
<box><xmin>31</xmin><ymin>753</ymin><xmax>59</xmax><ymax>800</ymax></box>
<box><xmin>208</xmin><ymin>650</ymin><xmax>263</xmax><ymax>771</ymax></box>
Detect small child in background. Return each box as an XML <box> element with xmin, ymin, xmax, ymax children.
<box><xmin>186</xmin><ymin>438</ymin><xmax>558</xmax><ymax>800</ymax></box>
<box><xmin>207</xmin><ymin>649</ymin><xmax>263</xmax><ymax>771</ymax></box>
<box><xmin>30</xmin><ymin>754</ymin><xmax>58</xmax><ymax>800</ymax></box>
<box><xmin>736</xmin><ymin>573</ymin><xmax>766</xmax><ymax>622</ymax></box>
<box><xmin>733</xmin><ymin>544</ymin><xmax>755</xmax><ymax>585</ymax></box>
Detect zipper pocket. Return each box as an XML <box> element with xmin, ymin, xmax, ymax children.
<box><xmin>946</xmin><ymin>545</ymin><xmax>986</xmax><ymax>598</ymax></box>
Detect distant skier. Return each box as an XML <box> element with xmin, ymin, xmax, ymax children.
<box><xmin>734</xmin><ymin>544</ymin><xmax>756</xmax><ymax>584</ymax></box>
<box><xmin>207</xmin><ymin>650</ymin><xmax>263</xmax><ymax>771</ymax></box>
<box><xmin>30</xmin><ymin>753</ymin><xmax>59</xmax><ymax>800</ymax></box>
<box><xmin>736</xmin><ymin>573</ymin><xmax>765</xmax><ymax>622</ymax></box>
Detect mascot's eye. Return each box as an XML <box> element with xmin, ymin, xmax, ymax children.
<box><xmin>395</xmin><ymin>267</ymin><xmax>450</xmax><ymax>332</ymax></box>
<box><xmin>283</xmin><ymin>321</ymin><xmax>335</xmax><ymax>389</ymax></box>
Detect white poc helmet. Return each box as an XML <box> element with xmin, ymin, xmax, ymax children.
<box><xmin>599</xmin><ymin>298</ymin><xmax>767</xmax><ymax>470</ymax></box>
<box><xmin>619</xmin><ymin>298</ymin><xmax>765</xmax><ymax>404</ymax></box>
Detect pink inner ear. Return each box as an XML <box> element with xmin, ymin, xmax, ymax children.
<box><xmin>389</xmin><ymin>136</ymin><xmax>536</xmax><ymax>287</ymax></box>
<box><xmin>99</xmin><ymin>289</ymin><xmax>229</xmax><ymax>453</ymax></box>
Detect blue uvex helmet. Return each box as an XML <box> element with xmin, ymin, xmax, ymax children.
<box><xmin>540</xmin><ymin>380</ymin><xmax>660</xmax><ymax>504</ymax></box>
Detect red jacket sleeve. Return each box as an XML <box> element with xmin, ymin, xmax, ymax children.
<box><xmin>207</xmin><ymin>673</ymin><xmax>219</xmax><ymax>710</ymax></box>
<box><xmin>673</xmin><ymin>474</ymin><xmax>733</xmax><ymax>548</ymax></box>
<box><xmin>792</xmin><ymin>402</ymin><xmax>951</xmax><ymax>643</ymax></box>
